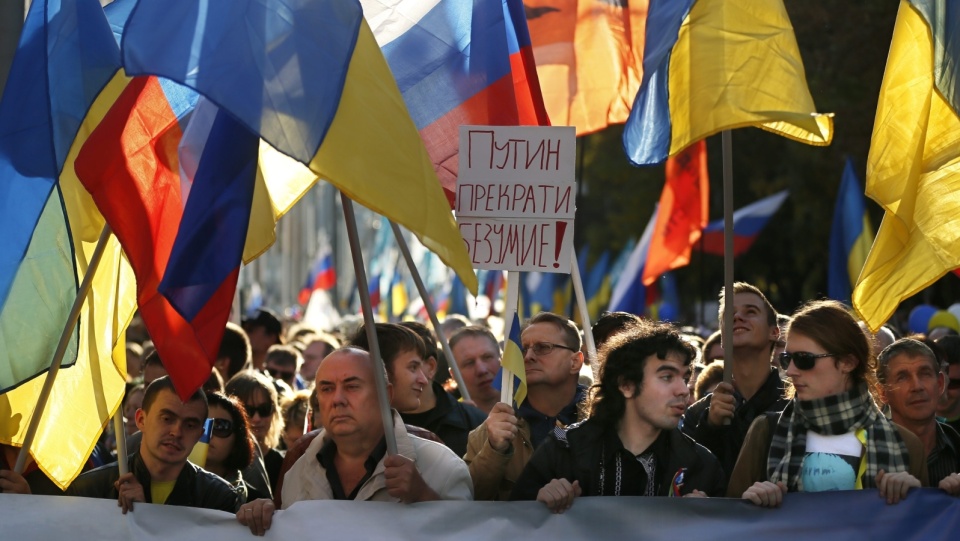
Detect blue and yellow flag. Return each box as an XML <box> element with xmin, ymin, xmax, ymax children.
<box><xmin>854</xmin><ymin>0</ymin><xmax>960</xmax><ymax>331</ymax></box>
<box><xmin>496</xmin><ymin>313</ymin><xmax>528</xmax><ymax>406</ymax></box>
<box><xmin>828</xmin><ymin>159</ymin><xmax>873</xmax><ymax>304</ymax></box>
<box><xmin>622</xmin><ymin>0</ymin><xmax>833</xmax><ymax>165</ymax></box>
<box><xmin>186</xmin><ymin>418</ymin><xmax>214</xmax><ymax>469</ymax></box>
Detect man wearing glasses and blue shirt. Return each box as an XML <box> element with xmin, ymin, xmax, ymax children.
<box><xmin>464</xmin><ymin>312</ymin><xmax>587</xmax><ymax>501</ymax></box>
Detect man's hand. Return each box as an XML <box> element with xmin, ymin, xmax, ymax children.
<box><xmin>876</xmin><ymin>469</ymin><xmax>920</xmax><ymax>504</ymax></box>
<box><xmin>485</xmin><ymin>402</ymin><xmax>519</xmax><ymax>453</ymax></box>
<box><xmin>682</xmin><ymin>489</ymin><xmax>708</xmax><ymax>498</ymax></box>
<box><xmin>0</xmin><ymin>470</ymin><xmax>31</xmax><ymax>494</ymax></box>
<box><xmin>114</xmin><ymin>473</ymin><xmax>145</xmax><ymax>514</ymax></box>
<box><xmin>536</xmin><ymin>479</ymin><xmax>581</xmax><ymax>514</ymax></box>
<box><xmin>706</xmin><ymin>382</ymin><xmax>736</xmax><ymax>427</ymax></box>
<box><xmin>236</xmin><ymin>498</ymin><xmax>276</xmax><ymax>536</ymax></box>
<box><xmin>384</xmin><ymin>454</ymin><xmax>439</xmax><ymax>503</ymax></box>
<box><xmin>939</xmin><ymin>472</ymin><xmax>960</xmax><ymax>496</ymax></box>
<box><xmin>741</xmin><ymin>481</ymin><xmax>786</xmax><ymax>507</ymax></box>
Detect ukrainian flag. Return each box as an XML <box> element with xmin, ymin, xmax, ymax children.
<box><xmin>622</xmin><ymin>0</ymin><xmax>833</xmax><ymax>165</ymax></box>
<box><xmin>828</xmin><ymin>159</ymin><xmax>873</xmax><ymax>304</ymax></box>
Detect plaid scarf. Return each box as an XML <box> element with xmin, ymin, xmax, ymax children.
<box><xmin>767</xmin><ymin>383</ymin><xmax>907</xmax><ymax>491</ymax></box>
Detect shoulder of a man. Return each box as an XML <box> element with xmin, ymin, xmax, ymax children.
<box><xmin>66</xmin><ymin>460</ymin><xmax>122</xmax><ymax>499</ymax></box>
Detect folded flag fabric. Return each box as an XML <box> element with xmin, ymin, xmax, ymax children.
<box><xmin>853</xmin><ymin>0</ymin><xmax>960</xmax><ymax>330</ymax></box>
<box><xmin>622</xmin><ymin>0</ymin><xmax>832</xmax><ymax>166</ymax></box>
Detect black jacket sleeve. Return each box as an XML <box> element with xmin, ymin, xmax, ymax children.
<box><xmin>508</xmin><ymin>435</ymin><xmax>575</xmax><ymax>501</ymax></box>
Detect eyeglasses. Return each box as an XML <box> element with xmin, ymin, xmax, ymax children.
<box><xmin>522</xmin><ymin>342</ymin><xmax>577</xmax><ymax>357</ymax></box>
<box><xmin>778</xmin><ymin>351</ymin><xmax>835</xmax><ymax>371</ymax></box>
<box><xmin>266</xmin><ymin>367</ymin><xmax>295</xmax><ymax>381</ymax></box>
<box><xmin>211</xmin><ymin>418</ymin><xmax>233</xmax><ymax>438</ymax></box>
<box><xmin>244</xmin><ymin>402</ymin><xmax>274</xmax><ymax>419</ymax></box>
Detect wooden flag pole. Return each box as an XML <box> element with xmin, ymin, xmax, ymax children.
<box><xmin>112</xmin><ymin>409</ymin><xmax>129</xmax><ymax>476</ymax></box>
<box><xmin>721</xmin><ymin>130</ymin><xmax>735</xmax><ymax>389</ymax></box>
<box><xmin>15</xmin><ymin>225</ymin><xmax>113</xmax><ymax>473</ymax></box>
<box><xmin>341</xmin><ymin>194</ymin><xmax>398</xmax><ymax>455</ymax></box>
<box><xmin>389</xmin><ymin>221</ymin><xmax>470</xmax><ymax>401</ymax></box>
<box><xmin>570</xmin><ymin>251</ymin><xmax>598</xmax><ymax>382</ymax></box>
<box><xmin>500</xmin><ymin>273</ymin><xmax>520</xmax><ymax>404</ymax></box>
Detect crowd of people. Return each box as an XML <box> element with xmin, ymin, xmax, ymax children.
<box><xmin>3</xmin><ymin>281</ymin><xmax>960</xmax><ymax>535</ymax></box>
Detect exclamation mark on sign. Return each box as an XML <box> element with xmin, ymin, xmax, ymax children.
<box><xmin>553</xmin><ymin>221</ymin><xmax>567</xmax><ymax>268</ymax></box>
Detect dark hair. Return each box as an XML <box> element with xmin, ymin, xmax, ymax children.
<box><xmin>141</xmin><ymin>349</ymin><xmax>165</xmax><ymax>372</ymax></box>
<box><xmin>142</xmin><ymin>375</ymin><xmax>208</xmax><ymax>416</ymax></box>
<box><xmin>526</xmin><ymin>312</ymin><xmax>582</xmax><ymax>351</ymax></box>
<box><xmin>720</xmin><ymin>282</ymin><xmax>777</xmax><ymax>327</ymax></box>
<box><xmin>400</xmin><ymin>321</ymin><xmax>439</xmax><ymax>362</ymax></box>
<box><xmin>449</xmin><ymin>325</ymin><xmax>499</xmax><ymax>352</ymax></box>
<box><xmin>206</xmin><ymin>392</ymin><xmax>255</xmax><ymax>472</ymax></box>
<box><xmin>786</xmin><ymin>300</ymin><xmax>876</xmax><ymax>397</ymax></box>
<box><xmin>203</xmin><ymin>368</ymin><xmax>224</xmax><ymax>394</ymax></box>
<box><xmin>440</xmin><ymin>314</ymin><xmax>472</xmax><ymax>337</ymax></box>
<box><xmin>218</xmin><ymin>322</ymin><xmax>252</xmax><ymax>379</ymax></box>
<box><xmin>936</xmin><ymin>335</ymin><xmax>960</xmax><ymax>367</ymax></box>
<box><xmin>592</xmin><ymin>312</ymin><xmax>644</xmax><ymax>348</ymax></box>
<box><xmin>225</xmin><ymin>370</ymin><xmax>283</xmax><ymax>449</ymax></box>
<box><xmin>702</xmin><ymin>330</ymin><xmax>722</xmax><ymax>361</ymax></box>
<box><xmin>586</xmin><ymin>323</ymin><xmax>695</xmax><ymax>427</ymax></box>
<box><xmin>347</xmin><ymin>323</ymin><xmax>425</xmax><ymax>380</ymax></box>
<box><xmin>877</xmin><ymin>338</ymin><xmax>940</xmax><ymax>385</ymax></box>
<box><xmin>265</xmin><ymin>344</ymin><xmax>302</xmax><ymax>369</ymax></box>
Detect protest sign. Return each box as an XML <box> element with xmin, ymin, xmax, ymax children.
<box><xmin>456</xmin><ymin>126</ymin><xmax>576</xmax><ymax>272</ymax></box>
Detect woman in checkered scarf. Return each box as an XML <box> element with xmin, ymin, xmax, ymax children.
<box><xmin>726</xmin><ymin>300</ymin><xmax>928</xmax><ymax>505</ymax></box>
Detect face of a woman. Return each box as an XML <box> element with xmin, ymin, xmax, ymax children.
<box><xmin>206</xmin><ymin>404</ymin><xmax>235</xmax><ymax>467</ymax></box>
<box><xmin>784</xmin><ymin>332</ymin><xmax>854</xmax><ymax>401</ymax></box>
<box><xmin>243</xmin><ymin>389</ymin><xmax>275</xmax><ymax>447</ymax></box>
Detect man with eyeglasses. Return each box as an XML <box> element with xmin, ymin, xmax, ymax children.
<box><xmin>680</xmin><ymin>282</ymin><xmax>789</xmax><ymax>480</ymax></box>
<box><xmin>264</xmin><ymin>344</ymin><xmax>305</xmax><ymax>390</ymax></box>
<box><xmin>877</xmin><ymin>338</ymin><xmax>960</xmax><ymax>495</ymax></box>
<box><xmin>464</xmin><ymin>312</ymin><xmax>587</xmax><ymax>501</ymax></box>
<box><xmin>67</xmin><ymin>376</ymin><xmax>241</xmax><ymax>513</ymax></box>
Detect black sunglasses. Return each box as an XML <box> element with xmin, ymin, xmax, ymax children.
<box><xmin>778</xmin><ymin>351</ymin><xmax>835</xmax><ymax>371</ymax></box>
<box><xmin>211</xmin><ymin>418</ymin><xmax>233</xmax><ymax>438</ymax></box>
<box><xmin>244</xmin><ymin>402</ymin><xmax>274</xmax><ymax>419</ymax></box>
<box><xmin>267</xmin><ymin>367</ymin><xmax>295</xmax><ymax>380</ymax></box>
<box><xmin>522</xmin><ymin>342</ymin><xmax>576</xmax><ymax>356</ymax></box>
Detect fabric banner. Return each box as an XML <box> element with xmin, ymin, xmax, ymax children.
<box><xmin>3</xmin><ymin>490</ymin><xmax>959</xmax><ymax>540</ymax></box>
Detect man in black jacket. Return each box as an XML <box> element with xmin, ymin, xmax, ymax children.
<box><xmin>67</xmin><ymin>376</ymin><xmax>240</xmax><ymax>513</ymax></box>
<box><xmin>510</xmin><ymin>323</ymin><xmax>725</xmax><ymax>512</ymax></box>
<box><xmin>680</xmin><ymin>282</ymin><xmax>788</xmax><ymax>479</ymax></box>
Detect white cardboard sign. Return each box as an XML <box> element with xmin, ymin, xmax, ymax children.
<box><xmin>456</xmin><ymin>125</ymin><xmax>576</xmax><ymax>272</ymax></box>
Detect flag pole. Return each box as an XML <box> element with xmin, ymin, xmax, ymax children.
<box><xmin>570</xmin><ymin>251</ymin><xmax>598</xmax><ymax>382</ymax></box>
<box><xmin>15</xmin><ymin>224</ymin><xmax>113</xmax><ymax>473</ymax></box>
<box><xmin>500</xmin><ymin>273</ymin><xmax>520</xmax><ymax>404</ymax></box>
<box><xmin>721</xmin><ymin>130</ymin><xmax>735</xmax><ymax>387</ymax></box>
<box><xmin>388</xmin><ymin>220</ymin><xmax>471</xmax><ymax>401</ymax></box>
<box><xmin>341</xmin><ymin>194</ymin><xmax>398</xmax><ymax>455</ymax></box>
<box><xmin>112</xmin><ymin>409</ymin><xmax>129</xmax><ymax>476</ymax></box>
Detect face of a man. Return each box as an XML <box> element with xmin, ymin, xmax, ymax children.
<box><xmin>316</xmin><ymin>350</ymin><xmax>385</xmax><ymax>441</ymax></box>
<box><xmin>723</xmin><ymin>292</ymin><xmax>777</xmax><ymax>352</ymax></box>
<box><xmin>624</xmin><ymin>353</ymin><xmax>691</xmax><ymax>431</ymax></box>
<box><xmin>245</xmin><ymin>325</ymin><xmax>277</xmax><ymax>355</ymax></box>
<box><xmin>301</xmin><ymin>341</ymin><xmax>329</xmax><ymax>382</ymax></box>
<box><xmin>388</xmin><ymin>349</ymin><xmax>429</xmax><ymax>412</ymax></box>
<box><xmin>938</xmin><ymin>364</ymin><xmax>960</xmax><ymax>418</ymax></box>
<box><xmin>136</xmin><ymin>388</ymin><xmax>206</xmax><ymax>468</ymax></box>
<box><xmin>884</xmin><ymin>354</ymin><xmax>943</xmax><ymax>426</ymax></box>
<box><xmin>451</xmin><ymin>335</ymin><xmax>501</xmax><ymax>404</ymax></box>
<box><xmin>521</xmin><ymin>322</ymin><xmax>582</xmax><ymax>387</ymax></box>
<box><xmin>265</xmin><ymin>359</ymin><xmax>297</xmax><ymax>388</ymax></box>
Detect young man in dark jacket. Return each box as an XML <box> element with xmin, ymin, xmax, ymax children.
<box><xmin>510</xmin><ymin>323</ymin><xmax>725</xmax><ymax>511</ymax></box>
<box><xmin>67</xmin><ymin>376</ymin><xmax>240</xmax><ymax>513</ymax></box>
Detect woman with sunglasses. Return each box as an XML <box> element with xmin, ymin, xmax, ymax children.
<box><xmin>727</xmin><ymin>299</ymin><xmax>928</xmax><ymax>506</ymax></box>
<box><xmin>225</xmin><ymin>371</ymin><xmax>285</xmax><ymax>495</ymax></box>
<box><xmin>205</xmin><ymin>392</ymin><xmax>269</xmax><ymax>502</ymax></box>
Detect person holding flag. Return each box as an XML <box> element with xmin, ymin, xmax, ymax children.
<box><xmin>66</xmin><ymin>376</ymin><xmax>241</xmax><ymax>513</ymax></box>
<box><xmin>464</xmin><ymin>312</ymin><xmax>587</xmax><ymax>501</ymax></box>
<box><xmin>510</xmin><ymin>323</ymin><xmax>725</xmax><ymax>511</ymax></box>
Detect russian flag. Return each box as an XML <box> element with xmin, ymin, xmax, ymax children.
<box><xmin>699</xmin><ymin>190</ymin><xmax>789</xmax><ymax>257</ymax></box>
<box><xmin>828</xmin><ymin>159</ymin><xmax>872</xmax><ymax>303</ymax></box>
<box><xmin>364</xmin><ymin>0</ymin><xmax>549</xmax><ymax>206</ymax></box>
<box><xmin>299</xmin><ymin>244</ymin><xmax>337</xmax><ymax>305</ymax></box>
